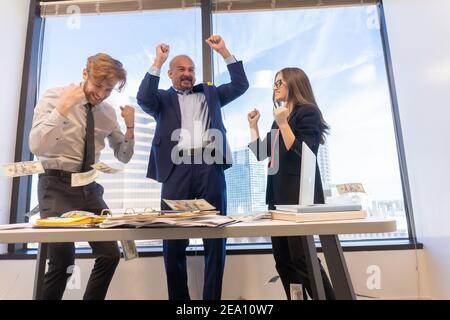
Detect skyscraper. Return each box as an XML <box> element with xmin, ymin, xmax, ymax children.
<box><xmin>225</xmin><ymin>147</ymin><xmax>267</xmax><ymax>215</ymax></box>
<box><xmin>97</xmin><ymin>98</ymin><xmax>161</xmax><ymax>213</ymax></box>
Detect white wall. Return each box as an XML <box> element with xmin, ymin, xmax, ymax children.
<box><xmin>0</xmin><ymin>250</ymin><xmax>421</xmax><ymax>300</ymax></box>
<box><xmin>0</xmin><ymin>0</ymin><xmax>30</xmax><ymax>253</ymax></box>
<box><xmin>383</xmin><ymin>0</ymin><xmax>450</xmax><ymax>299</ymax></box>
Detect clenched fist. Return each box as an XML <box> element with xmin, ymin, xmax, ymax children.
<box><xmin>247</xmin><ymin>108</ymin><xmax>260</xmax><ymax>128</ymax></box>
<box><xmin>154</xmin><ymin>43</ymin><xmax>170</xmax><ymax>68</ymax></box>
<box><xmin>120</xmin><ymin>105</ymin><xmax>135</xmax><ymax>128</ymax></box>
<box><xmin>205</xmin><ymin>35</ymin><xmax>231</xmax><ymax>59</ymax></box>
<box><xmin>57</xmin><ymin>84</ymin><xmax>86</xmax><ymax>116</ymax></box>
<box><xmin>273</xmin><ymin>106</ymin><xmax>289</xmax><ymax>127</ymax></box>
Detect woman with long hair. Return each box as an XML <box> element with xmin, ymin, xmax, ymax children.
<box><xmin>248</xmin><ymin>67</ymin><xmax>335</xmax><ymax>300</ymax></box>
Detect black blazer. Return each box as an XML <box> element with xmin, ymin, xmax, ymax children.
<box><xmin>249</xmin><ymin>104</ymin><xmax>325</xmax><ymax>205</ymax></box>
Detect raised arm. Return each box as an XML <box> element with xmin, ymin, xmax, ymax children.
<box><xmin>108</xmin><ymin>105</ymin><xmax>135</xmax><ymax>163</ymax></box>
<box><xmin>136</xmin><ymin>43</ymin><xmax>170</xmax><ymax>117</ymax></box>
<box><xmin>206</xmin><ymin>35</ymin><xmax>249</xmax><ymax>106</ymax></box>
<box><xmin>247</xmin><ymin>108</ymin><xmax>271</xmax><ymax>161</ymax></box>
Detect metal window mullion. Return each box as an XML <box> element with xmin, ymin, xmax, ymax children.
<box><xmin>378</xmin><ymin>0</ymin><xmax>417</xmax><ymax>241</ymax></box>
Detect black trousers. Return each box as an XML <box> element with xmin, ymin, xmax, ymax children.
<box><xmin>37</xmin><ymin>174</ymin><xmax>120</xmax><ymax>300</ymax></box>
<box><xmin>271</xmin><ymin>236</ymin><xmax>336</xmax><ymax>300</ymax></box>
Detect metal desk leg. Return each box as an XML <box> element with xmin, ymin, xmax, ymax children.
<box><xmin>301</xmin><ymin>235</ymin><xmax>326</xmax><ymax>300</ymax></box>
<box><xmin>33</xmin><ymin>243</ymin><xmax>47</xmax><ymax>300</ymax></box>
<box><xmin>319</xmin><ymin>235</ymin><xmax>356</xmax><ymax>300</ymax></box>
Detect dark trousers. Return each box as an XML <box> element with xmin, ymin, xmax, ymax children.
<box><xmin>37</xmin><ymin>174</ymin><xmax>120</xmax><ymax>300</ymax></box>
<box><xmin>161</xmin><ymin>163</ymin><xmax>227</xmax><ymax>300</ymax></box>
<box><xmin>271</xmin><ymin>236</ymin><xmax>336</xmax><ymax>300</ymax></box>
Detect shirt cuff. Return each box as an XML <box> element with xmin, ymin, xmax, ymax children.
<box><xmin>148</xmin><ymin>65</ymin><xmax>161</xmax><ymax>77</ymax></box>
<box><xmin>224</xmin><ymin>55</ymin><xmax>237</xmax><ymax>65</ymax></box>
<box><xmin>123</xmin><ymin>137</ymin><xmax>135</xmax><ymax>144</ymax></box>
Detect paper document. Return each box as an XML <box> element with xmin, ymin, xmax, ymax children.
<box><xmin>100</xmin><ymin>214</ymin><xmax>236</xmax><ymax>228</ymax></box>
<box><xmin>34</xmin><ymin>211</ymin><xmax>106</xmax><ymax>228</ymax></box>
<box><xmin>0</xmin><ymin>223</ymin><xmax>32</xmax><ymax>230</ymax></box>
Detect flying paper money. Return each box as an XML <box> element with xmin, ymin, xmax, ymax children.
<box><xmin>3</xmin><ymin>161</ymin><xmax>45</xmax><ymax>177</ymax></box>
<box><xmin>336</xmin><ymin>183</ymin><xmax>366</xmax><ymax>194</ymax></box>
<box><xmin>25</xmin><ymin>205</ymin><xmax>40</xmax><ymax>218</ymax></box>
<box><xmin>163</xmin><ymin>199</ymin><xmax>216</xmax><ymax>211</ymax></box>
<box><xmin>121</xmin><ymin>240</ymin><xmax>139</xmax><ymax>261</ymax></box>
<box><xmin>91</xmin><ymin>162</ymin><xmax>122</xmax><ymax>174</ymax></box>
<box><xmin>71</xmin><ymin>169</ymin><xmax>99</xmax><ymax>187</ymax></box>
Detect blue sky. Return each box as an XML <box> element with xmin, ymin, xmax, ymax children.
<box><xmin>38</xmin><ymin>5</ymin><xmax>404</xmax><ymax>202</ymax></box>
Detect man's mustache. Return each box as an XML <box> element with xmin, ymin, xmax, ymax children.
<box><xmin>180</xmin><ymin>76</ymin><xmax>193</xmax><ymax>82</ymax></box>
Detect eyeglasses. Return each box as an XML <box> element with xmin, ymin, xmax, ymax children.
<box><xmin>273</xmin><ymin>79</ymin><xmax>284</xmax><ymax>89</ymax></box>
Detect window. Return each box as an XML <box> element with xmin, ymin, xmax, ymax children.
<box><xmin>24</xmin><ymin>2</ymin><xmax>409</xmax><ymax>252</ymax></box>
<box><xmin>213</xmin><ymin>5</ymin><xmax>408</xmax><ymax>240</ymax></box>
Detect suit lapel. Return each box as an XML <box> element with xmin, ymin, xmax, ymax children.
<box><xmin>168</xmin><ymin>87</ymin><xmax>182</xmax><ymax>125</ymax></box>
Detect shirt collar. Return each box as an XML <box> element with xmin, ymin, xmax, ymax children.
<box><xmin>173</xmin><ymin>86</ymin><xmax>194</xmax><ymax>95</ymax></box>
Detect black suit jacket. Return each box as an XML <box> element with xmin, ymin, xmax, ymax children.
<box><xmin>136</xmin><ymin>61</ymin><xmax>249</xmax><ymax>183</ymax></box>
<box><xmin>249</xmin><ymin>104</ymin><xmax>325</xmax><ymax>205</ymax></box>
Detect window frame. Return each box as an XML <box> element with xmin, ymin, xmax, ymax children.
<box><xmin>8</xmin><ymin>0</ymin><xmax>416</xmax><ymax>254</ymax></box>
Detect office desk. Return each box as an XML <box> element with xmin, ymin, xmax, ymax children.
<box><xmin>0</xmin><ymin>218</ymin><xmax>396</xmax><ymax>300</ymax></box>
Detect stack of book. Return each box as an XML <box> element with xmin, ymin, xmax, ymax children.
<box><xmin>270</xmin><ymin>204</ymin><xmax>367</xmax><ymax>223</ymax></box>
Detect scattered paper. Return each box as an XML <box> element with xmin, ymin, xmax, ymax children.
<box><xmin>100</xmin><ymin>214</ymin><xmax>236</xmax><ymax>228</ymax></box>
<box><xmin>3</xmin><ymin>161</ymin><xmax>44</xmax><ymax>177</ymax></box>
<box><xmin>0</xmin><ymin>223</ymin><xmax>32</xmax><ymax>230</ymax></box>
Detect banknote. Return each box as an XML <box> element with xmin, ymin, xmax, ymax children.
<box><xmin>121</xmin><ymin>240</ymin><xmax>139</xmax><ymax>261</ymax></box>
<box><xmin>3</xmin><ymin>161</ymin><xmax>44</xmax><ymax>177</ymax></box>
<box><xmin>91</xmin><ymin>162</ymin><xmax>122</xmax><ymax>174</ymax></box>
<box><xmin>163</xmin><ymin>199</ymin><xmax>216</xmax><ymax>211</ymax></box>
<box><xmin>336</xmin><ymin>183</ymin><xmax>365</xmax><ymax>194</ymax></box>
<box><xmin>71</xmin><ymin>169</ymin><xmax>99</xmax><ymax>187</ymax></box>
<box><xmin>25</xmin><ymin>205</ymin><xmax>40</xmax><ymax>218</ymax></box>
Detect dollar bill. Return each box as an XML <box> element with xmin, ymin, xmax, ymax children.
<box><xmin>91</xmin><ymin>162</ymin><xmax>122</xmax><ymax>174</ymax></box>
<box><xmin>336</xmin><ymin>183</ymin><xmax>365</xmax><ymax>194</ymax></box>
<box><xmin>71</xmin><ymin>169</ymin><xmax>99</xmax><ymax>187</ymax></box>
<box><xmin>163</xmin><ymin>199</ymin><xmax>216</xmax><ymax>211</ymax></box>
<box><xmin>25</xmin><ymin>205</ymin><xmax>40</xmax><ymax>218</ymax></box>
<box><xmin>120</xmin><ymin>240</ymin><xmax>139</xmax><ymax>261</ymax></box>
<box><xmin>3</xmin><ymin>161</ymin><xmax>44</xmax><ymax>177</ymax></box>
